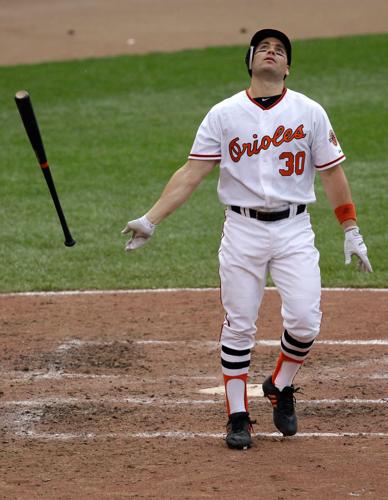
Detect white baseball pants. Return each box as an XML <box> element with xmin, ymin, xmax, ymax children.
<box><xmin>219</xmin><ymin>208</ymin><xmax>322</xmax><ymax>350</ymax></box>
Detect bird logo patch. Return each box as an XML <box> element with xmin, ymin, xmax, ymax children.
<box><xmin>329</xmin><ymin>129</ymin><xmax>338</xmax><ymax>146</ymax></box>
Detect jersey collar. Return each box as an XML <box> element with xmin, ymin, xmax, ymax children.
<box><xmin>245</xmin><ymin>87</ymin><xmax>287</xmax><ymax>110</ymax></box>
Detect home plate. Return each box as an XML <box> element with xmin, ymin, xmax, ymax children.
<box><xmin>199</xmin><ymin>384</ymin><xmax>264</xmax><ymax>397</ymax></box>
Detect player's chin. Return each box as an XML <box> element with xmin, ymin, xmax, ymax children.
<box><xmin>253</xmin><ymin>66</ymin><xmax>284</xmax><ymax>79</ymax></box>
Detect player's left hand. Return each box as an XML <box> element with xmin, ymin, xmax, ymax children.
<box><xmin>344</xmin><ymin>226</ymin><xmax>373</xmax><ymax>273</ymax></box>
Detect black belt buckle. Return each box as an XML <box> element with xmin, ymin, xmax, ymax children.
<box><xmin>231</xmin><ymin>205</ymin><xmax>306</xmax><ymax>221</ymax></box>
<box><xmin>250</xmin><ymin>208</ymin><xmax>289</xmax><ymax>221</ymax></box>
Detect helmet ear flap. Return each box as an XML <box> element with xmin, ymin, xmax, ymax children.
<box><xmin>248</xmin><ymin>46</ymin><xmax>254</xmax><ymax>71</ymax></box>
<box><xmin>245</xmin><ymin>46</ymin><xmax>255</xmax><ymax>76</ymax></box>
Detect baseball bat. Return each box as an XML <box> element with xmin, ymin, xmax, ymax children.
<box><xmin>14</xmin><ymin>90</ymin><xmax>76</xmax><ymax>247</ymax></box>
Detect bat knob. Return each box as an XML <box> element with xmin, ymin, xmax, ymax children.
<box><xmin>15</xmin><ymin>90</ymin><xmax>30</xmax><ymax>100</ymax></box>
<box><xmin>65</xmin><ymin>239</ymin><xmax>76</xmax><ymax>247</ymax></box>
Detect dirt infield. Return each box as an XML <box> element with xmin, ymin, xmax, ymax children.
<box><xmin>0</xmin><ymin>289</ymin><xmax>387</xmax><ymax>498</ymax></box>
<box><xmin>1</xmin><ymin>0</ymin><xmax>388</xmax><ymax>66</ymax></box>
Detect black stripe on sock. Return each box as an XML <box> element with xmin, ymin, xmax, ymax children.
<box><xmin>283</xmin><ymin>329</ymin><xmax>315</xmax><ymax>349</ymax></box>
<box><xmin>221</xmin><ymin>345</ymin><xmax>251</xmax><ymax>356</ymax></box>
<box><xmin>281</xmin><ymin>339</ymin><xmax>310</xmax><ymax>358</ymax></box>
<box><xmin>221</xmin><ymin>358</ymin><xmax>251</xmax><ymax>370</ymax></box>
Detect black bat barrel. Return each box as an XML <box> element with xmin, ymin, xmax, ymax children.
<box><xmin>15</xmin><ymin>90</ymin><xmax>48</xmax><ymax>166</ymax></box>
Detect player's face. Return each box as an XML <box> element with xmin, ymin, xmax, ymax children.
<box><xmin>252</xmin><ymin>37</ymin><xmax>290</xmax><ymax>79</ymax></box>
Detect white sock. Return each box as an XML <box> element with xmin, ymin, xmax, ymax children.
<box><xmin>226</xmin><ymin>378</ymin><xmax>246</xmax><ymax>414</ymax></box>
<box><xmin>274</xmin><ymin>361</ymin><xmax>301</xmax><ymax>390</ymax></box>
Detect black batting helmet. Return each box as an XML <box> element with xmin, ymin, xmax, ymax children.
<box><xmin>245</xmin><ymin>29</ymin><xmax>292</xmax><ymax>76</ymax></box>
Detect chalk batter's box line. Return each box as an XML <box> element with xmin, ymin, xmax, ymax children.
<box><xmin>2</xmin><ymin>369</ymin><xmax>386</xmax><ymax>382</ymax></box>
<box><xmin>0</xmin><ymin>370</ymin><xmax>220</xmax><ymax>382</ymax></box>
<box><xmin>14</xmin><ymin>430</ymin><xmax>388</xmax><ymax>441</ymax></box>
<box><xmin>55</xmin><ymin>339</ymin><xmax>388</xmax><ymax>350</ymax></box>
<box><xmin>1</xmin><ymin>287</ymin><xmax>388</xmax><ymax>297</ymax></box>
<box><xmin>1</xmin><ymin>396</ymin><xmax>387</xmax><ymax>407</ymax></box>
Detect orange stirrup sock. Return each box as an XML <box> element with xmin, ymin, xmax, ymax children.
<box><xmin>272</xmin><ymin>353</ymin><xmax>303</xmax><ymax>391</ymax></box>
<box><xmin>223</xmin><ymin>373</ymin><xmax>248</xmax><ymax>415</ymax></box>
<box><xmin>221</xmin><ymin>344</ymin><xmax>251</xmax><ymax>415</ymax></box>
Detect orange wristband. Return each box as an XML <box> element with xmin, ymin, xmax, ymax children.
<box><xmin>334</xmin><ymin>203</ymin><xmax>357</xmax><ymax>224</ymax></box>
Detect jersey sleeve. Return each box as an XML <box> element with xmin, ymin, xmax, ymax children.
<box><xmin>312</xmin><ymin>105</ymin><xmax>346</xmax><ymax>171</ymax></box>
<box><xmin>188</xmin><ymin>107</ymin><xmax>222</xmax><ymax>161</ymax></box>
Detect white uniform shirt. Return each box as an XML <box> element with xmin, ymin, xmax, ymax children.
<box><xmin>188</xmin><ymin>88</ymin><xmax>345</xmax><ymax>209</ymax></box>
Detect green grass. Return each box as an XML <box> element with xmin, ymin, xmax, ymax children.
<box><xmin>0</xmin><ymin>34</ymin><xmax>387</xmax><ymax>291</ymax></box>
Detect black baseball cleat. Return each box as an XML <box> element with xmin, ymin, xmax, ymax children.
<box><xmin>262</xmin><ymin>376</ymin><xmax>299</xmax><ymax>436</ymax></box>
<box><xmin>226</xmin><ymin>411</ymin><xmax>255</xmax><ymax>449</ymax></box>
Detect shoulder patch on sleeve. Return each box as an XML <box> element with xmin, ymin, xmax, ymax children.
<box><xmin>329</xmin><ymin>129</ymin><xmax>338</xmax><ymax>146</ymax></box>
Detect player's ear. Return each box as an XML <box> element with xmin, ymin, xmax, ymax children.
<box><xmin>285</xmin><ymin>65</ymin><xmax>290</xmax><ymax>77</ymax></box>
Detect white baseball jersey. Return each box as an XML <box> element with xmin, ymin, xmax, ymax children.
<box><xmin>188</xmin><ymin>88</ymin><xmax>345</xmax><ymax>209</ymax></box>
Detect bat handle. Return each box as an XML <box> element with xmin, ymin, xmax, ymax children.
<box><xmin>42</xmin><ymin>168</ymin><xmax>76</xmax><ymax>247</ymax></box>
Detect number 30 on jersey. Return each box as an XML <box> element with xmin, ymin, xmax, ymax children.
<box><xmin>279</xmin><ymin>151</ymin><xmax>306</xmax><ymax>176</ymax></box>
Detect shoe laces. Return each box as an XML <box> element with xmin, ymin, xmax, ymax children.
<box><xmin>247</xmin><ymin>416</ymin><xmax>257</xmax><ymax>432</ymax></box>
<box><xmin>278</xmin><ymin>386</ymin><xmax>300</xmax><ymax>415</ymax></box>
<box><xmin>229</xmin><ymin>413</ymin><xmax>257</xmax><ymax>432</ymax></box>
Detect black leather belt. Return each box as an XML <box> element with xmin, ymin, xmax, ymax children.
<box><xmin>230</xmin><ymin>204</ymin><xmax>306</xmax><ymax>222</ymax></box>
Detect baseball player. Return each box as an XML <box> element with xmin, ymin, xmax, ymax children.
<box><xmin>122</xmin><ymin>29</ymin><xmax>372</xmax><ymax>450</ymax></box>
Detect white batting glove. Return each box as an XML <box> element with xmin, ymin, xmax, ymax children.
<box><xmin>344</xmin><ymin>226</ymin><xmax>373</xmax><ymax>273</ymax></box>
<box><xmin>121</xmin><ymin>215</ymin><xmax>156</xmax><ymax>251</ymax></box>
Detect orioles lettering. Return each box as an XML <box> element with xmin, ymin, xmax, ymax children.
<box><xmin>229</xmin><ymin>124</ymin><xmax>306</xmax><ymax>162</ymax></box>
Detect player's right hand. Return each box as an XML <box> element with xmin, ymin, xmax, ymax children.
<box><xmin>121</xmin><ymin>215</ymin><xmax>156</xmax><ymax>251</ymax></box>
